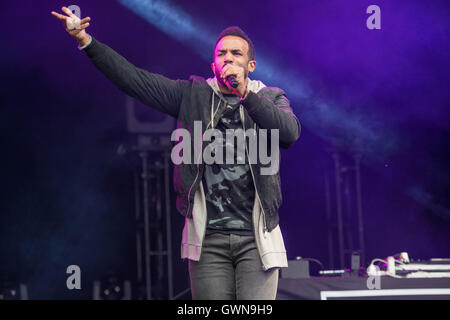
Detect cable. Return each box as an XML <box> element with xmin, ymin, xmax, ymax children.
<box><xmin>299</xmin><ymin>258</ymin><xmax>324</xmax><ymax>270</ymax></box>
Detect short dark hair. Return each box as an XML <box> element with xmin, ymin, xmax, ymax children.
<box><xmin>214</xmin><ymin>26</ymin><xmax>255</xmax><ymax>60</ymax></box>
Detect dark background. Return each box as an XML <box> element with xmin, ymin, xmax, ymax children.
<box><xmin>0</xmin><ymin>0</ymin><xmax>449</xmax><ymax>299</ymax></box>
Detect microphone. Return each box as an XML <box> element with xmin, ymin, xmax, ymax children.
<box><xmin>223</xmin><ymin>61</ymin><xmax>238</xmax><ymax>88</ymax></box>
<box><xmin>227</xmin><ymin>75</ymin><xmax>238</xmax><ymax>89</ymax></box>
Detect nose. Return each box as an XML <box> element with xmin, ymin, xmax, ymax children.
<box><xmin>224</xmin><ymin>52</ymin><xmax>233</xmax><ymax>64</ymax></box>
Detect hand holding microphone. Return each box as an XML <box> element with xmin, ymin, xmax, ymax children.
<box><xmin>220</xmin><ymin>63</ymin><xmax>247</xmax><ymax>97</ymax></box>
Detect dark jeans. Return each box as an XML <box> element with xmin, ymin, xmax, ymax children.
<box><xmin>188</xmin><ymin>232</ymin><xmax>279</xmax><ymax>300</ymax></box>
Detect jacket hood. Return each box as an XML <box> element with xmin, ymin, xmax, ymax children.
<box><xmin>206</xmin><ymin>77</ymin><xmax>266</xmax><ymax>100</ymax></box>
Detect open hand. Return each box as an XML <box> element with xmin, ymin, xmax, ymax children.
<box><xmin>51</xmin><ymin>6</ymin><xmax>91</xmax><ymax>46</ymax></box>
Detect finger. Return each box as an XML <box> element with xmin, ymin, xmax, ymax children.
<box><xmin>79</xmin><ymin>22</ymin><xmax>90</xmax><ymax>30</ymax></box>
<box><xmin>80</xmin><ymin>16</ymin><xmax>91</xmax><ymax>24</ymax></box>
<box><xmin>67</xmin><ymin>22</ymin><xmax>89</xmax><ymax>34</ymax></box>
<box><xmin>62</xmin><ymin>6</ymin><xmax>76</xmax><ymax>18</ymax></box>
<box><xmin>221</xmin><ymin>64</ymin><xmax>230</xmax><ymax>78</ymax></box>
<box><xmin>51</xmin><ymin>11</ymin><xmax>68</xmax><ymax>22</ymax></box>
<box><xmin>65</xmin><ymin>15</ymin><xmax>84</xmax><ymax>30</ymax></box>
<box><xmin>66</xmin><ymin>24</ymin><xmax>89</xmax><ymax>33</ymax></box>
<box><xmin>222</xmin><ymin>70</ymin><xmax>237</xmax><ymax>82</ymax></box>
<box><xmin>222</xmin><ymin>69</ymin><xmax>233</xmax><ymax>82</ymax></box>
<box><xmin>222</xmin><ymin>65</ymin><xmax>240</xmax><ymax>80</ymax></box>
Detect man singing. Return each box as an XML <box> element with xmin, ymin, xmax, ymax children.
<box><xmin>52</xmin><ymin>6</ymin><xmax>300</xmax><ymax>300</ymax></box>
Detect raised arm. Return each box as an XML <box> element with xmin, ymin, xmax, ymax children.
<box><xmin>51</xmin><ymin>7</ymin><xmax>187</xmax><ymax>118</ymax></box>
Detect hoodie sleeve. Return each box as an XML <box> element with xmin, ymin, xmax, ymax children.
<box><xmin>241</xmin><ymin>87</ymin><xmax>301</xmax><ymax>148</ymax></box>
<box><xmin>83</xmin><ymin>37</ymin><xmax>188</xmax><ymax>118</ymax></box>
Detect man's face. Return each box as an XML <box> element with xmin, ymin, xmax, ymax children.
<box><xmin>212</xmin><ymin>35</ymin><xmax>254</xmax><ymax>87</ymax></box>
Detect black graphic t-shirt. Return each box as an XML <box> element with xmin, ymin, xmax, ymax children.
<box><xmin>203</xmin><ymin>94</ymin><xmax>255</xmax><ymax>236</ymax></box>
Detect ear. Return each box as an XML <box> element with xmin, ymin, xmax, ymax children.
<box><xmin>248</xmin><ymin>60</ymin><xmax>256</xmax><ymax>73</ymax></box>
<box><xmin>211</xmin><ymin>62</ymin><xmax>216</xmax><ymax>74</ymax></box>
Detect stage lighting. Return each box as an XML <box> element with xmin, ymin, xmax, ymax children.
<box><xmin>93</xmin><ymin>273</ymin><xmax>132</xmax><ymax>300</ymax></box>
<box><xmin>0</xmin><ymin>279</ymin><xmax>28</xmax><ymax>300</ymax></box>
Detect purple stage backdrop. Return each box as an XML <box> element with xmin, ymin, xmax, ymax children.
<box><xmin>0</xmin><ymin>0</ymin><xmax>449</xmax><ymax>299</ymax></box>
